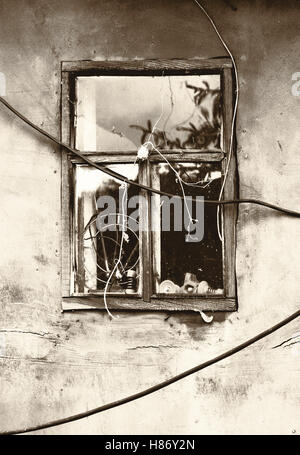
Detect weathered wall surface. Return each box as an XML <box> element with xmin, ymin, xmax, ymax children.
<box><xmin>0</xmin><ymin>0</ymin><xmax>299</xmax><ymax>434</ymax></box>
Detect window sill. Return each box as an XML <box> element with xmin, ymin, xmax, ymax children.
<box><xmin>61</xmin><ymin>295</ymin><xmax>236</xmax><ymax>312</ymax></box>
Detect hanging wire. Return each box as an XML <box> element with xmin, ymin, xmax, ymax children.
<box><xmin>143</xmin><ymin>140</ymin><xmax>199</xmax><ymax>234</ymax></box>
<box><xmin>147</xmin><ymin>71</ymin><xmax>165</xmax><ymax>144</ymax></box>
<box><xmin>83</xmin><ymin>219</ymin><xmax>140</xmax><ymax>288</ymax></box>
<box><xmin>102</xmin><ymin>183</ymin><xmax>128</xmax><ymax>319</ymax></box>
<box><xmin>0</xmin><ymin>94</ymin><xmax>299</xmax><ymax>217</ymax></box>
<box><xmin>193</xmin><ymin>0</ymin><xmax>239</xmax><ymax>242</ymax></box>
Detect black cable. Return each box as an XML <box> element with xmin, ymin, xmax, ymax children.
<box><xmin>1</xmin><ymin>95</ymin><xmax>300</xmax><ymax>218</ymax></box>
<box><xmin>1</xmin><ymin>308</ymin><xmax>299</xmax><ymax>435</ymax></box>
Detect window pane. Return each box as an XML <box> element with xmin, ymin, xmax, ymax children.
<box><xmin>76</xmin><ymin>75</ymin><xmax>222</xmax><ymax>152</ymax></box>
<box><xmin>152</xmin><ymin>162</ymin><xmax>223</xmax><ymax>295</ymax></box>
<box><xmin>74</xmin><ymin>163</ymin><xmax>141</xmax><ymax>294</ymax></box>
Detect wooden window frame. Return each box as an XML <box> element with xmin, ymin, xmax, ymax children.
<box><xmin>60</xmin><ymin>59</ymin><xmax>237</xmax><ymax>312</ymax></box>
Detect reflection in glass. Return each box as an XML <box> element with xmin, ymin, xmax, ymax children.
<box><xmin>76</xmin><ymin>75</ymin><xmax>222</xmax><ymax>152</ymax></box>
<box><xmin>75</xmin><ymin>164</ymin><xmax>140</xmax><ymax>294</ymax></box>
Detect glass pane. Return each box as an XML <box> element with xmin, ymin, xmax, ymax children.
<box><xmin>152</xmin><ymin>162</ymin><xmax>223</xmax><ymax>295</ymax></box>
<box><xmin>76</xmin><ymin>75</ymin><xmax>222</xmax><ymax>152</ymax></box>
<box><xmin>74</xmin><ymin>163</ymin><xmax>140</xmax><ymax>294</ymax></box>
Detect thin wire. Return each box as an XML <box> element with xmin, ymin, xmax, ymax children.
<box><xmin>84</xmin><ymin>218</ymin><xmax>140</xmax><ymax>275</ymax></box>
<box><xmin>162</xmin><ymin>76</ymin><xmax>175</xmax><ymax>141</ymax></box>
<box><xmin>147</xmin><ymin>73</ymin><xmax>165</xmax><ymax>144</ymax></box>
<box><xmin>193</xmin><ymin>0</ymin><xmax>239</xmax><ymax>242</ymax></box>
<box><xmin>1</xmin><ymin>308</ymin><xmax>299</xmax><ymax>435</ymax></box>
<box><xmin>193</xmin><ymin>0</ymin><xmax>239</xmax><ymax>199</ymax></box>
<box><xmin>144</xmin><ymin>141</ymin><xmax>225</xmax><ymax>242</ymax></box>
<box><xmin>144</xmin><ymin>140</ymin><xmax>198</xmax><ymax>233</ymax></box>
<box><xmin>217</xmin><ymin>204</ymin><xmax>222</xmax><ymax>242</ymax></box>
<box><xmin>0</xmin><ymin>95</ymin><xmax>300</xmax><ymax>218</ymax></box>
<box><xmin>145</xmin><ymin>141</ymin><xmax>220</xmax><ymax>188</ymax></box>
<box><xmin>102</xmin><ymin>183</ymin><xmax>128</xmax><ymax>319</ymax></box>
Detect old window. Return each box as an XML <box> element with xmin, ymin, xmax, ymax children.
<box><xmin>61</xmin><ymin>60</ymin><xmax>237</xmax><ymax>312</ymax></box>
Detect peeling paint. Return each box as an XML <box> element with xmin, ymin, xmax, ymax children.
<box><xmin>128</xmin><ymin>344</ymin><xmax>179</xmax><ymax>351</ymax></box>
<box><xmin>0</xmin><ymin>283</ymin><xmax>25</xmax><ymax>303</ymax></box>
<box><xmin>33</xmin><ymin>254</ymin><xmax>50</xmax><ymax>266</ymax></box>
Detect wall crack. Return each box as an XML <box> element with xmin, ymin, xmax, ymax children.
<box><xmin>128</xmin><ymin>344</ymin><xmax>179</xmax><ymax>351</ymax></box>
<box><xmin>0</xmin><ymin>329</ymin><xmax>54</xmax><ymax>339</ymax></box>
<box><xmin>272</xmin><ymin>334</ymin><xmax>300</xmax><ymax>349</ymax></box>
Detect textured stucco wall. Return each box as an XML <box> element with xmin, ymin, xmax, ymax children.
<box><xmin>0</xmin><ymin>0</ymin><xmax>299</xmax><ymax>434</ymax></box>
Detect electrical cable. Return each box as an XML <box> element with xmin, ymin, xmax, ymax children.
<box><xmin>0</xmin><ymin>95</ymin><xmax>300</xmax><ymax>218</ymax></box>
<box><xmin>193</xmin><ymin>0</ymin><xmax>239</xmax><ymax>202</ymax></box>
<box><xmin>143</xmin><ymin>140</ymin><xmax>202</xmax><ymax>237</ymax></box>
<box><xmin>1</xmin><ymin>308</ymin><xmax>299</xmax><ymax>435</ymax></box>
<box><xmin>102</xmin><ymin>183</ymin><xmax>128</xmax><ymax>319</ymax></box>
<box><xmin>192</xmin><ymin>0</ymin><xmax>240</xmax><ymax>242</ymax></box>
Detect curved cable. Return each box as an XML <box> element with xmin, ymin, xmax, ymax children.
<box><xmin>193</xmin><ymin>0</ymin><xmax>240</xmax><ymax>242</ymax></box>
<box><xmin>193</xmin><ymin>0</ymin><xmax>239</xmax><ymax>201</ymax></box>
<box><xmin>102</xmin><ymin>183</ymin><xmax>128</xmax><ymax>319</ymax></box>
<box><xmin>0</xmin><ymin>95</ymin><xmax>300</xmax><ymax>218</ymax></box>
<box><xmin>1</xmin><ymin>308</ymin><xmax>299</xmax><ymax>435</ymax></box>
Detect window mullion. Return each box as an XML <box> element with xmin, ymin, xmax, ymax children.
<box><xmin>139</xmin><ymin>161</ymin><xmax>152</xmax><ymax>302</ymax></box>
<box><xmin>221</xmin><ymin>67</ymin><xmax>236</xmax><ymax>299</ymax></box>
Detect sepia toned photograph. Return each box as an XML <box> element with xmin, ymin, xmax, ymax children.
<box><xmin>0</xmin><ymin>0</ymin><xmax>299</xmax><ymax>438</ymax></box>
